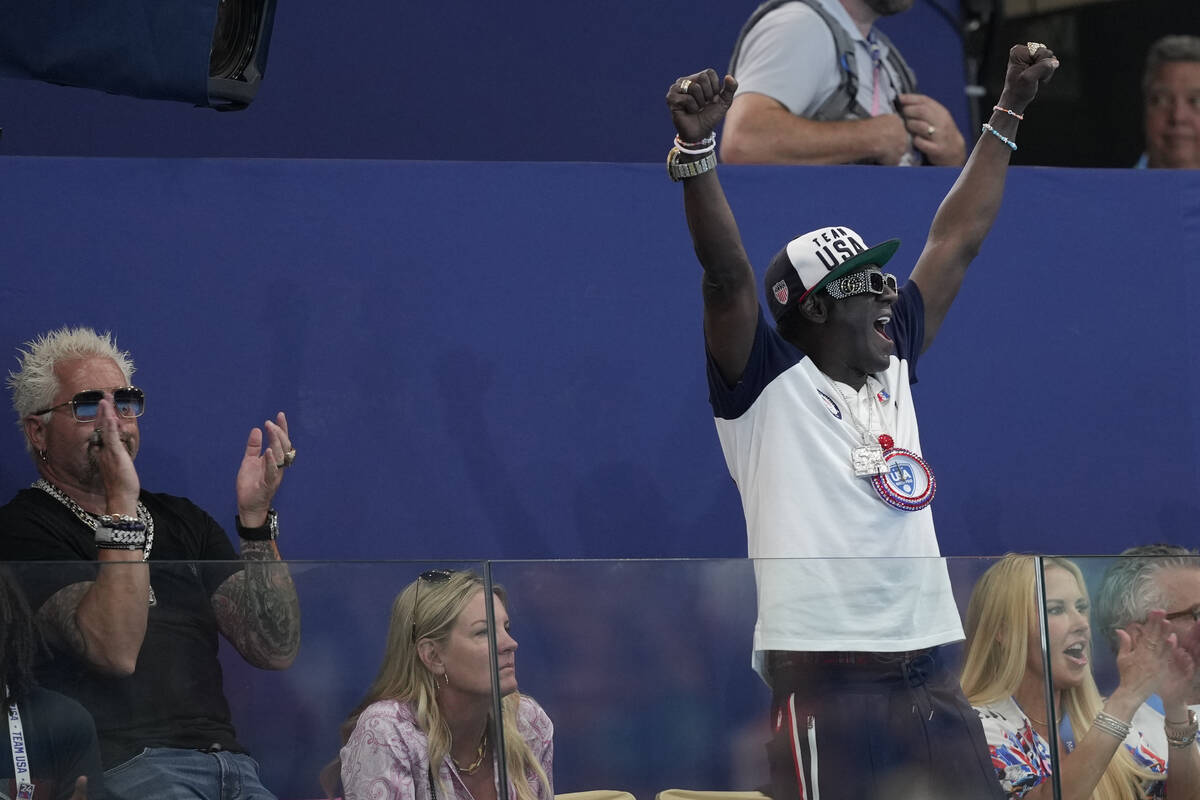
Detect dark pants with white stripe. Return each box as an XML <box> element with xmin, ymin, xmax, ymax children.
<box><xmin>765</xmin><ymin>648</ymin><xmax>1003</xmax><ymax>800</ymax></box>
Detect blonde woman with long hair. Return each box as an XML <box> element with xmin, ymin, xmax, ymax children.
<box><xmin>961</xmin><ymin>555</ymin><xmax>1199</xmax><ymax>800</ymax></box>
<box><xmin>322</xmin><ymin>570</ymin><xmax>553</xmax><ymax>800</ymax></box>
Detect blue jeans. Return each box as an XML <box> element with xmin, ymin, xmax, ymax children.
<box><xmin>104</xmin><ymin>747</ymin><xmax>278</xmax><ymax>800</ymax></box>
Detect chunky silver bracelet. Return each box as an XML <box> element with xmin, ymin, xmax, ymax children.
<box><xmin>95</xmin><ymin>524</ymin><xmax>147</xmax><ymax>548</ymax></box>
<box><xmin>1093</xmin><ymin>711</ymin><xmax>1132</xmax><ymax>740</ymax></box>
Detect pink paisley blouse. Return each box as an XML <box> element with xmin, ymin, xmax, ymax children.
<box><xmin>340</xmin><ymin>697</ymin><xmax>554</xmax><ymax>800</ymax></box>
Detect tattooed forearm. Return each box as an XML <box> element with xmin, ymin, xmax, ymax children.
<box><xmin>36</xmin><ymin>582</ymin><xmax>93</xmax><ymax>659</ymax></box>
<box><xmin>37</xmin><ymin>574</ymin><xmax>150</xmax><ymax>675</ymax></box>
<box><xmin>211</xmin><ymin>542</ymin><xmax>301</xmax><ymax>669</ymax></box>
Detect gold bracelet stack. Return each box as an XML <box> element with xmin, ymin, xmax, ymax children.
<box><xmin>1165</xmin><ymin>710</ymin><xmax>1198</xmax><ymax>748</ymax></box>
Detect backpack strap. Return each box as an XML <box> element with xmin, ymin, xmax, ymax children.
<box><xmin>728</xmin><ymin>0</ymin><xmax>918</xmax><ymax>121</ymax></box>
<box><xmin>873</xmin><ymin>27</ymin><xmax>919</xmax><ymax>96</ymax></box>
<box><xmin>728</xmin><ymin>0</ymin><xmax>797</xmax><ymax>78</ymax></box>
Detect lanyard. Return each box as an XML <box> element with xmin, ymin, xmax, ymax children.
<box><xmin>7</xmin><ymin>694</ymin><xmax>34</xmax><ymax>799</ymax></box>
<box><xmin>1058</xmin><ymin>713</ymin><xmax>1076</xmax><ymax>754</ymax></box>
<box><xmin>869</xmin><ymin>35</ymin><xmax>882</xmax><ymax>116</ymax></box>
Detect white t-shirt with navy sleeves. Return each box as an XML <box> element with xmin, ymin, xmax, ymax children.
<box><xmin>707</xmin><ymin>282</ymin><xmax>963</xmax><ymax>676</ymax></box>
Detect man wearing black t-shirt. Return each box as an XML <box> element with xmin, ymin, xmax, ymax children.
<box><xmin>0</xmin><ymin>326</ymin><xmax>301</xmax><ymax>800</ymax></box>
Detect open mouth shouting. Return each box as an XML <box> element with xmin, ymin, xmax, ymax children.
<box><xmin>874</xmin><ymin>313</ymin><xmax>892</xmax><ymax>343</ymax></box>
<box><xmin>1062</xmin><ymin>641</ymin><xmax>1088</xmax><ymax>667</ymax></box>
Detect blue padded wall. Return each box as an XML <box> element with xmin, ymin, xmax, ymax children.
<box><xmin>2</xmin><ymin>156</ymin><xmax>1198</xmax><ymax>796</ymax></box>
<box><xmin>0</xmin><ymin>157</ymin><xmax>1196</xmax><ymax>560</ymax></box>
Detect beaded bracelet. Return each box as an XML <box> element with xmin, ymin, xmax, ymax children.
<box><xmin>676</xmin><ymin>132</ymin><xmax>715</xmax><ymax>148</ymax></box>
<box><xmin>673</xmin><ymin>134</ymin><xmax>717</xmax><ymax>156</ymax></box>
<box><xmin>98</xmin><ymin>515</ymin><xmax>147</xmax><ymax>533</ymax></box>
<box><xmin>1093</xmin><ymin>711</ymin><xmax>1132</xmax><ymax>740</ymax></box>
<box><xmin>981</xmin><ymin>123</ymin><xmax>1017</xmax><ymax>151</ymax></box>
<box><xmin>992</xmin><ymin>105</ymin><xmax>1024</xmax><ymax>121</ymax></box>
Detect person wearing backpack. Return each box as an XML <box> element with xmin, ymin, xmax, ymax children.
<box><xmin>721</xmin><ymin>0</ymin><xmax>966</xmax><ymax>166</ymax></box>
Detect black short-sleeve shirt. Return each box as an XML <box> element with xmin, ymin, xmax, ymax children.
<box><xmin>0</xmin><ymin>488</ymin><xmax>245</xmax><ymax>768</ymax></box>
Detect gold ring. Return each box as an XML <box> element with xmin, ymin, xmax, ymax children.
<box><xmin>1027</xmin><ymin>42</ymin><xmax>1044</xmax><ymax>58</ymax></box>
<box><xmin>926</xmin><ymin>125</ymin><xmax>936</xmax><ymax>137</ymax></box>
<box><xmin>281</xmin><ymin>448</ymin><xmax>297</xmax><ymax>468</ymax></box>
<box><xmin>679</xmin><ymin>79</ymin><xmax>693</xmax><ymax>93</ymax></box>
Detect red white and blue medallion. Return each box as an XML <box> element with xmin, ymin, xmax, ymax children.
<box><xmin>870</xmin><ymin>444</ymin><xmax>935</xmax><ymax>512</ymax></box>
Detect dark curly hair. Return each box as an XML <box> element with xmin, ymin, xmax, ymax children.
<box><xmin>0</xmin><ymin>569</ymin><xmax>39</xmax><ymax>705</ymax></box>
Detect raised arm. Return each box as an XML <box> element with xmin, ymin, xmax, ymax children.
<box><xmin>211</xmin><ymin>412</ymin><xmax>300</xmax><ymax>669</ymax></box>
<box><xmin>33</xmin><ymin>399</ymin><xmax>148</xmax><ymax>676</ymax></box>
<box><xmin>909</xmin><ymin>43</ymin><xmax>1059</xmax><ymax>350</ymax></box>
<box><xmin>668</xmin><ymin>70</ymin><xmax>760</xmax><ymax>386</ymax></box>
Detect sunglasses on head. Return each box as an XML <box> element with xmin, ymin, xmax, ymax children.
<box><xmin>34</xmin><ymin>387</ymin><xmax>145</xmax><ymax>422</ymax></box>
<box><xmin>823</xmin><ymin>269</ymin><xmax>897</xmax><ymax>300</ymax></box>
<box><xmin>411</xmin><ymin>569</ymin><xmax>455</xmax><ymax>642</ymax></box>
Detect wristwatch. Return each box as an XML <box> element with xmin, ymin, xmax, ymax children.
<box><xmin>235</xmin><ymin>508</ymin><xmax>279</xmax><ymax>541</ymax></box>
<box><xmin>667</xmin><ymin>147</ymin><xmax>717</xmax><ymax>182</ymax></box>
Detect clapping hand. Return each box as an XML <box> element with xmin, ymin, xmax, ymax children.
<box><xmin>235</xmin><ymin>411</ymin><xmax>294</xmax><ymax>528</ymax></box>
<box><xmin>1116</xmin><ymin>610</ymin><xmax>1194</xmax><ymax>706</ymax></box>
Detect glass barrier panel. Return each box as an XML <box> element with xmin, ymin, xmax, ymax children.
<box><xmin>0</xmin><ymin>560</ymin><xmax>491</xmax><ymax>800</ymax></box>
<box><xmin>7</xmin><ymin>555</ymin><xmax>1147</xmax><ymax>800</ymax></box>
<box><xmin>489</xmin><ymin>556</ymin><xmax>1024</xmax><ymax>800</ymax></box>
<box><xmin>1040</xmin><ymin>553</ymin><xmax>1200</xmax><ymax>800</ymax></box>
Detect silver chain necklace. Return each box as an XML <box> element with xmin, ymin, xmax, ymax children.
<box><xmin>826</xmin><ymin>374</ymin><xmax>892</xmax><ymax>478</ymax></box>
<box><xmin>829</xmin><ymin>376</ymin><xmax>883</xmax><ymax>445</ymax></box>
<box><xmin>32</xmin><ymin>479</ymin><xmax>157</xmax><ymax>606</ymax></box>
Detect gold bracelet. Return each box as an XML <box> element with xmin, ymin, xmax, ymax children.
<box><xmin>1165</xmin><ymin>710</ymin><xmax>1198</xmax><ymax>747</ymax></box>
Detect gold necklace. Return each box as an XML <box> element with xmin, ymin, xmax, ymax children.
<box><xmin>452</xmin><ymin>729</ymin><xmax>488</xmax><ymax>775</ymax></box>
<box><xmin>1026</xmin><ymin>709</ymin><xmax>1061</xmax><ymax>727</ymax></box>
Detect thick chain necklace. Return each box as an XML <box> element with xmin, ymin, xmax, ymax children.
<box><xmin>32</xmin><ymin>479</ymin><xmax>157</xmax><ymax>606</ymax></box>
<box><xmin>452</xmin><ymin>728</ymin><xmax>488</xmax><ymax>776</ymax></box>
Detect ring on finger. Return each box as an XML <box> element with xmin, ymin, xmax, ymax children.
<box><xmin>926</xmin><ymin>124</ymin><xmax>936</xmax><ymax>137</ymax></box>
<box><xmin>1027</xmin><ymin>41</ymin><xmax>1044</xmax><ymax>57</ymax></box>
<box><xmin>679</xmin><ymin>79</ymin><xmax>693</xmax><ymax>93</ymax></box>
<box><xmin>281</xmin><ymin>448</ymin><xmax>297</xmax><ymax>468</ymax></box>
